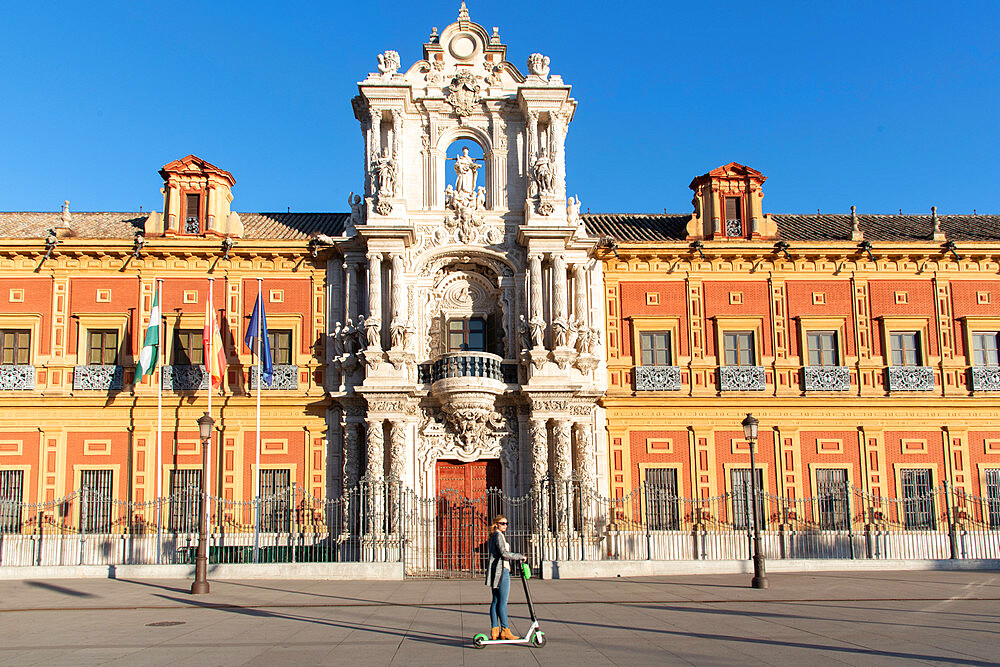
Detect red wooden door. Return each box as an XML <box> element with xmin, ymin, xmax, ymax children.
<box><xmin>435</xmin><ymin>459</ymin><xmax>501</xmax><ymax>574</ymax></box>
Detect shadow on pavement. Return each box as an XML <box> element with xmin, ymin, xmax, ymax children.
<box><xmin>24</xmin><ymin>581</ymin><xmax>96</xmax><ymax>598</ymax></box>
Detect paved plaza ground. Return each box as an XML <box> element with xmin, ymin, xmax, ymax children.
<box><xmin>0</xmin><ymin>569</ymin><xmax>997</xmax><ymax>665</ymax></box>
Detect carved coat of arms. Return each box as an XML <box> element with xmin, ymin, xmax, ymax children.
<box><xmin>445</xmin><ymin>70</ymin><xmax>482</xmax><ymax>116</ymax></box>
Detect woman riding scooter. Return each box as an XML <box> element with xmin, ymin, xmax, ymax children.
<box><xmin>486</xmin><ymin>514</ymin><xmax>526</xmax><ymax>640</ymax></box>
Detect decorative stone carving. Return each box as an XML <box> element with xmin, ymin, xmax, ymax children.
<box><xmin>529</xmin><ymin>419</ymin><xmax>548</xmax><ymax>485</ymax></box>
<box><xmin>73</xmin><ymin>365</ymin><xmax>123</xmax><ymax>391</ymax></box>
<box><xmin>573</xmin><ymin>421</ymin><xmax>595</xmax><ymax>489</ymax></box>
<box><xmin>249</xmin><ymin>365</ymin><xmax>299</xmax><ymax>390</ymax></box>
<box><xmin>887</xmin><ymin>366</ymin><xmax>935</xmax><ymax>392</ymax></box>
<box><xmin>0</xmin><ymin>365</ymin><xmax>34</xmax><ymax>390</ymax></box>
<box><xmin>532</xmin><ymin>148</ymin><xmax>554</xmax><ymax>195</ymax></box>
<box><xmin>553</xmin><ymin>420</ymin><xmax>571</xmax><ymax>480</ymax></box>
<box><xmin>719</xmin><ymin>365</ymin><xmax>766</xmax><ymax>392</ymax></box>
<box><xmin>365</xmin><ymin>419</ymin><xmax>385</xmax><ymax>480</ymax></box>
<box><xmin>971</xmin><ymin>366</ymin><xmax>1000</xmax><ymax>392</ymax></box>
<box><xmin>803</xmin><ymin>366</ymin><xmax>850</xmax><ymax>392</ymax></box>
<box><xmin>343</xmin><ymin>423</ymin><xmax>361</xmax><ymax>489</ymax></box>
<box><xmin>445</xmin><ymin>69</ymin><xmax>482</xmax><ymax>116</ymax></box>
<box><xmin>536</xmin><ymin>201</ymin><xmax>554</xmax><ymax>216</ymax></box>
<box><xmin>376</xmin><ymin>50</ymin><xmax>400</xmax><ymax>79</ymax></box>
<box><xmin>527</xmin><ymin>53</ymin><xmax>550</xmax><ymax>81</ymax></box>
<box><xmin>371</xmin><ymin>148</ymin><xmax>397</xmax><ymax>214</ymax></box>
<box><xmin>635</xmin><ymin>365</ymin><xmax>682</xmax><ymax>391</ymax></box>
<box><xmin>389</xmin><ymin>421</ymin><xmax>406</xmax><ymax>481</ymax></box>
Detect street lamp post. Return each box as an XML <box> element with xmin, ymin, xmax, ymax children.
<box><xmin>741</xmin><ymin>413</ymin><xmax>769</xmax><ymax>590</ymax></box>
<box><xmin>191</xmin><ymin>411</ymin><xmax>214</xmax><ymax>595</ymax></box>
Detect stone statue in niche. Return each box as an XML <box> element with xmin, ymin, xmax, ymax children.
<box><xmin>444</xmin><ymin>148</ymin><xmax>487</xmax><ymax>242</ymax></box>
<box><xmin>529</xmin><ymin>314</ymin><xmax>546</xmax><ymax>348</ymax></box>
<box><xmin>532</xmin><ymin>148</ymin><xmax>554</xmax><ymax>194</ymax></box>
<box><xmin>331</xmin><ymin>321</ymin><xmax>344</xmax><ymax>356</ymax></box>
<box><xmin>377</xmin><ymin>50</ymin><xmax>400</xmax><ymax>78</ymax></box>
<box><xmin>364</xmin><ymin>316</ymin><xmax>382</xmax><ymax>350</ymax></box>
<box><xmin>527</xmin><ymin>53</ymin><xmax>550</xmax><ymax>81</ymax></box>
<box><xmin>373</xmin><ymin>149</ymin><xmax>397</xmax><ymax>198</ymax></box>
<box><xmin>453</xmin><ymin>146</ymin><xmax>479</xmax><ymax>194</ymax></box>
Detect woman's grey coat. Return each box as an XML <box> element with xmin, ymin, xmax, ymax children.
<box><xmin>485</xmin><ymin>530</ymin><xmax>524</xmax><ymax>588</ymax></box>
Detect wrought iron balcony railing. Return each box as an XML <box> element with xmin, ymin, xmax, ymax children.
<box><xmin>634</xmin><ymin>365</ymin><xmax>682</xmax><ymax>391</ymax></box>
<box><xmin>887</xmin><ymin>366</ymin><xmax>935</xmax><ymax>392</ymax></box>
<box><xmin>249</xmin><ymin>365</ymin><xmax>299</xmax><ymax>390</ymax></box>
<box><xmin>73</xmin><ymin>365</ymin><xmax>123</xmax><ymax>391</ymax></box>
<box><xmin>428</xmin><ymin>352</ymin><xmax>504</xmax><ymax>383</ymax></box>
<box><xmin>719</xmin><ymin>365</ymin><xmax>766</xmax><ymax>391</ymax></box>
<box><xmin>161</xmin><ymin>365</ymin><xmax>209</xmax><ymax>391</ymax></box>
<box><xmin>971</xmin><ymin>366</ymin><xmax>1000</xmax><ymax>392</ymax></box>
<box><xmin>803</xmin><ymin>365</ymin><xmax>850</xmax><ymax>391</ymax></box>
<box><xmin>0</xmin><ymin>365</ymin><xmax>35</xmax><ymax>390</ymax></box>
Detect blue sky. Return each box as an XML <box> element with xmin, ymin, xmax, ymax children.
<box><xmin>1</xmin><ymin>1</ymin><xmax>998</xmax><ymax>216</ymax></box>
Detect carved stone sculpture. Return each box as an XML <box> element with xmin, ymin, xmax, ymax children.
<box><xmin>445</xmin><ymin>69</ymin><xmax>482</xmax><ymax>116</ymax></box>
<box><xmin>364</xmin><ymin>317</ymin><xmax>382</xmax><ymax>350</ymax></box>
<box><xmin>347</xmin><ymin>192</ymin><xmax>364</xmax><ymax>229</ymax></box>
<box><xmin>567</xmin><ymin>195</ymin><xmax>582</xmax><ymax>225</ymax></box>
<box><xmin>529</xmin><ymin>419</ymin><xmax>548</xmax><ymax>486</ymax></box>
<box><xmin>365</xmin><ymin>419</ymin><xmax>385</xmax><ymax>480</ymax></box>
<box><xmin>373</xmin><ymin>149</ymin><xmax>397</xmax><ymax>198</ymax></box>
<box><xmin>532</xmin><ymin>148</ymin><xmax>554</xmax><ymax>194</ymax></box>
<box><xmin>331</xmin><ymin>321</ymin><xmax>344</xmax><ymax>356</ymax></box>
<box><xmin>529</xmin><ymin>315</ymin><xmax>545</xmax><ymax>348</ymax></box>
<box><xmin>453</xmin><ymin>146</ymin><xmax>479</xmax><ymax>194</ymax></box>
<box><xmin>377</xmin><ymin>50</ymin><xmax>400</xmax><ymax>78</ymax></box>
<box><xmin>527</xmin><ymin>53</ymin><xmax>550</xmax><ymax>81</ymax></box>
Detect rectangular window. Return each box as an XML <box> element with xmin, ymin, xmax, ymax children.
<box><xmin>447</xmin><ymin>317</ymin><xmax>486</xmax><ymax>352</ymax></box>
<box><xmin>0</xmin><ymin>469</ymin><xmax>23</xmax><ymax>533</ymax></box>
<box><xmin>168</xmin><ymin>469</ymin><xmax>202</xmax><ymax>533</ymax></box>
<box><xmin>731</xmin><ymin>468</ymin><xmax>765</xmax><ymax>530</ymax></box>
<box><xmin>972</xmin><ymin>332</ymin><xmax>1000</xmax><ymax>366</ymax></box>
<box><xmin>890</xmin><ymin>331</ymin><xmax>921</xmax><ymax>366</ymax></box>
<box><xmin>723</xmin><ymin>331</ymin><xmax>755</xmax><ymax>366</ymax></box>
<box><xmin>985</xmin><ymin>469</ymin><xmax>1000</xmax><ymax>530</ymax></box>
<box><xmin>185</xmin><ymin>193</ymin><xmax>201</xmax><ymax>234</ymax></box>
<box><xmin>0</xmin><ymin>329</ymin><xmax>30</xmax><ymax>365</ymax></box>
<box><xmin>639</xmin><ymin>332</ymin><xmax>671</xmax><ymax>366</ymax></box>
<box><xmin>724</xmin><ymin>197</ymin><xmax>743</xmax><ymax>237</ymax></box>
<box><xmin>260</xmin><ymin>469</ymin><xmax>291</xmax><ymax>532</ymax></box>
<box><xmin>900</xmin><ymin>468</ymin><xmax>935</xmax><ymax>530</ymax></box>
<box><xmin>807</xmin><ymin>331</ymin><xmax>838</xmax><ymax>367</ymax></box>
<box><xmin>80</xmin><ymin>469</ymin><xmax>113</xmax><ymax>533</ymax></box>
<box><xmin>172</xmin><ymin>329</ymin><xmax>204</xmax><ymax>365</ymax></box>
<box><xmin>816</xmin><ymin>468</ymin><xmax>848</xmax><ymax>530</ymax></box>
<box><xmin>267</xmin><ymin>330</ymin><xmax>293</xmax><ymax>366</ymax></box>
<box><xmin>87</xmin><ymin>330</ymin><xmax>119</xmax><ymax>365</ymax></box>
<box><xmin>645</xmin><ymin>468</ymin><xmax>679</xmax><ymax>530</ymax></box>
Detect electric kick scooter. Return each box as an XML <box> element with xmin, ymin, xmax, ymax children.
<box><xmin>473</xmin><ymin>562</ymin><xmax>547</xmax><ymax>648</ymax></box>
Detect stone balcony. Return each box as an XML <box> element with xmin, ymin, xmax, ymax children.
<box><xmin>971</xmin><ymin>366</ymin><xmax>1000</xmax><ymax>392</ymax></box>
<box><xmin>73</xmin><ymin>365</ymin><xmax>123</xmax><ymax>391</ymax></box>
<box><xmin>886</xmin><ymin>366</ymin><xmax>935</xmax><ymax>392</ymax></box>
<box><xmin>803</xmin><ymin>366</ymin><xmax>851</xmax><ymax>391</ymax></box>
<box><xmin>428</xmin><ymin>352</ymin><xmax>506</xmax><ymax>449</ymax></box>
<box><xmin>634</xmin><ymin>365</ymin><xmax>682</xmax><ymax>391</ymax></box>
<box><xmin>0</xmin><ymin>365</ymin><xmax>35</xmax><ymax>390</ymax></box>
<box><xmin>249</xmin><ymin>365</ymin><xmax>299</xmax><ymax>390</ymax></box>
<box><xmin>161</xmin><ymin>365</ymin><xmax>209</xmax><ymax>391</ymax></box>
<box><xmin>719</xmin><ymin>365</ymin><xmax>766</xmax><ymax>392</ymax></box>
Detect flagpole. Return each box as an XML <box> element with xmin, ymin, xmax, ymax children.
<box><xmin>254</xmin><ymin>279</ymin><xmax>262</xmax><ymax>561</ymax></box>
<box><xmin>155</xmin><ymin>278</ymin><xmax>164</xmax><ymax>564</ymax></box>
<box><xmin>206</xmin><ymin>277</ymin><xmax>214</xmax><ymax>539</ymax></box>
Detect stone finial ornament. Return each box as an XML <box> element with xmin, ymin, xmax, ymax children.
<box><xmin>61</xmin><ymin>200</ymin><xmax>71</xmax><ymax>224</ymax></box>
<box><xmin>527</xmin><ymin>53</ymin><xmax>550</xmax><ymax>81</ymax></box>
<box><xmin>377</xmin><ymin>50</ymin><xmax>400</xmax><ymax>78</ymax></box>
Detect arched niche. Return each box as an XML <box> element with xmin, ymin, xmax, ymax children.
<box><xmin>435</xmin><ymin>127</ymin><xmax>496</xmax><ymax>210</ymax></box>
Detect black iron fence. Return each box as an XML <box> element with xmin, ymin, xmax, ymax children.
<box><xmin>0</xmin><ymin>478</ymin><xmax>997</xmax><ymax>572</ymax></box>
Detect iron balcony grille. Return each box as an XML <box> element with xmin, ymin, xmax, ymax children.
<box><xmin>803</xmin><ymin>365</ymin><xmax>850</xmax><ymax>391</ymax></box>
<box><xmin>887</xmin><ymin>366</ymin><xmax>934</xmax><ymax>392</ymax></box>
<box><xmin>0</xmin><ymin>365</ymin><xmax>35</xmax><ymax>390</ymax></box>
<box><xmin>634</xmin><ymin>365</ymin><xmax>682</xmax><ymax>391</ymax></box>
<box><xmin>161</xmin><ymin>365</ymin><xmax>209</xmax><ymax>391</ymax></box>
<box><xmin>719</xmin><ymin>365</ymin><xmax>766</xmax><ymax>391</ymax></box>
<box><xmin>971</xmin><ymin>366</ymin><xmax>1000</xmax><ymax>392</ymax></box>
<box><xmin>73</xmin><ymin>365</ymin><xmax>123</xmax><ymax>391</ymax></box>
<box><xmin>249</xmin><ymin>365</ymin><xmax>299</xmax><ymax>390</ymax></box>
<box><xmin>429</xmin><ymin>352</ymin><xmax>504</xmax><ymax>383</ymax></box>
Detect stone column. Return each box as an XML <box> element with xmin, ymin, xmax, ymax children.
<box><xmin>389</xmin><ymin>253</ymin><xmax>406</xmax><ymax>351</ymax></box>
<box><xmin>551</xmin><ymin>253</ymin><xmax>568</xmax><ymax>348</ymax></box>
<box><xmin>529</xmin><ymin>418</ymin><xmax>549</xmax><ymax>487</ymax></box>
<box><xmin>365</xmin><ymin>418</ymin><xmax>384</xmax><ymax>481</ymax></box>
<box><xmin>553</xmin><ymin>419</ymin><xmax>573</xmax><ymax>531</ymax></box>
<box><xmin>528</xmin><ymin>254</ymin><xmax>545</xmax><ymax>349</ymax></box>
<box><xmin>366</xmin><ymin>252</ymin><xmax>383</xmax><ymax>350</ymax></box>
<box><xmin>549</xmin><ymin>112</ymin><xmax>565</xmax><ymax>188</ymax></box>
<box><xmin>368</xmin><ymin>110</ymin><xmax>382</xmax><ymax>196</ymax></box>
<box><xmin>572</xmin><ymin>421</ymin><xmax>595</xmax><ymax>490</ymax></box>
<box><xmin>572</xmin><ymin>263</ymin><xmax>588</xmax><ymax>351</ymax></box>
<box><xmin>388</xmin><ymin>419</ymin><xmax>406</xmax><ymax>533</ymax></box>
<box><xmin>526</xmin><ymin>111</ymin><xmax>539</xmax><ymax>166</ymax></box>
<box><xmin>343</xmin><ymin>422</ymin><xmax>362</xmax><ymax>490</ymax></box>
<box><xmin>391</xmin><ymin>110</ymin><xmax>403</xmax><ymax>190</ymax></box>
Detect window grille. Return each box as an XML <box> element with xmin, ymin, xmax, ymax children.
<box><xmin>169</xmin><ymin>469</ymin><xmax>202</xmax><ymax>532</ymax></box>
<box><xmin>260</xmin><ymin>469</ymin><xmax>291</xmax><ymax>532</ymax></box>
<box><xmin>816</xmin><ymin>468</ymin><xmax>848</xmax><ymax>529</ymax></box>
<box><xmin>80</xmin><ymin>469</ymin><xmax>113</xmax><ymax>533</ymax></box>
<box><xmin>901</xmin><ymin>468</ymin><xmax>935</xmax><ymax>530</ymax></box>
<box><xmin>645</xmin><ymin>468</ymin><xmax>679</xmax><ymax>530</ymax></box>
<box><xmin>986</xmin><ymin>469</ymin><xmax>1000</xmax><ymax>530</ymax></box>
<box><xmin>0</xmin><ymin>469</ymin><xmax>23</xmax><ymax>533</ymax></box>
<box><xmin>731</xmin><ymin>468</ymin><xmax>765</xmax><ymax>530</ymax></box>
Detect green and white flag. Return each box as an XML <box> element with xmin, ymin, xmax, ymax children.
<box><xmin>135</xmin><ymin>291</ymin><xmax>160</xmax><ymax>378</ymax></box>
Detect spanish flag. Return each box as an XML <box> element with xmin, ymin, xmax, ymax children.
<box><xmin>203</xmin><ymin>301</ymin><xmax>226</xmax><ymax>389</ymax></box>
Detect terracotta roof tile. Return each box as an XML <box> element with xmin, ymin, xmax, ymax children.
<box><xmin>772</xmin><ymin>214</ymin><xmax>1000</xmax><ymax>242</ymax></box>
<box><xmin>583</xmin><ymin>213</ymin><xmax>691</xmax><ymax>242</ymax></box>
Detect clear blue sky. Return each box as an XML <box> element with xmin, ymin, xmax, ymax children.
<box><xmin>2</xmin><ymin>1</ymin><xmax>998</xmax><ymax>216</ymax></box>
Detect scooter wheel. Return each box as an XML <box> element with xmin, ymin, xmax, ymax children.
<box><xmin>473</xmin><ymin>634</ymin><xmax>487</xmax><ymax>649</ymax></box>
<box><xmin>531</xmin><ymin>631</ymin><xmax>547</xmax><ymax>648</ymax></box>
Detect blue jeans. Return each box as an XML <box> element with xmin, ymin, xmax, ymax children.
<box><xmin>489</xmin><ymin>567</ymin><xmax>510</xmax><ymax>628</ymax></box>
